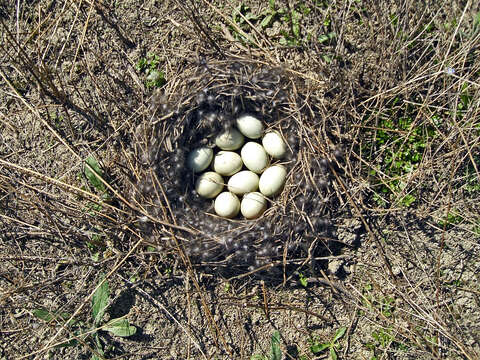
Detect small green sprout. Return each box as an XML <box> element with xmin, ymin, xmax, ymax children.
<box><xmin>298</xmin><ymin>272</ymin><xmax>308</xmax><ymax>287</ymax></box>
<box><xmin>136</xmin><ymin>53</ymin><xmax>166</xmax><ymax>89</ymax></box>
<box><xmin>310</xmin><ymin>327</ymin><xmax>347</xmax><ymax>360</ymax></box>
<box><xmin>251</xmin><ymin>330</ymin><xmax>282</xmax><ymax>360</ymax></box>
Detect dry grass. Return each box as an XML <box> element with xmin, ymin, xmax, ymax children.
<box><xmin>1</xmin><ymin>0</ymin><xmax>479</xmax><ymax>359</ymax></box>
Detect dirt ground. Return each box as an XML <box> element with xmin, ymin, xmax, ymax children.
<box><xmin>1</xmin><ymin>0</ymin><xmax>479</xmax><ymax>359</ymax></box>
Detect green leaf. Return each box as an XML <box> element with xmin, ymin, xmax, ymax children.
<box><xmin>261</xmin><ymin>13</ymin><xmax>276</xmax><ymax>29</ymax></box>
<box><xmin>103</xmin><ymin>317</ymin><xmax>137</xmax><ymax>337</ymax></box>
<box><xmin>84</xmin><ymin>156</ymin><xmax>106</xmax><ymax>193</ymax></box>
<box><xmin>310</xmin><ymin>342</ymin><xmax>330</xmax><ymax>354</ymax></box>
<box><xmin>401</xmin><ymin>194</ymin><xmax>416</xmax><ymax>207</ymax></box>
<box><xmin>91</xmin><ymin>332</ymin><xmax>104</xmax><ymax>360</ymax></box>
<box><xmin>136</xmin><ymin>58</ymin><xmax>146</xmax><ymax>72</ymax></box>
<box><xmin>298</xmin><ymin>272</ymin><xmax>308</xmax><ymax>287</ymax></box>
<box><xmin>330</xmin><ymin>346</ymin><xmax>337</xmax><ymax>360</ymax></box>
<box><xmin>92</xmin><ymin>275</ymin><xmax>109</xmax><ymax>326</ymax></box>
<box><xmin>269</xmin><ymin>0</ymin><xmax>275</xmax><ymax>10</ymax></box>
<box><xmin>318</xmin><ymin>34</ymin><xmax>329</xmax><ymax>43</ymax></box>
<box><xmin>33</xmin><ymin>308</ymin><xmax>72</xmax><ymax>323</ymax></box>
<box><xmin>322</xmin><ymin>54</ymin><xmax>332</xmax><ymax>63</ymax></box>
<box><xmin>270</xmin><ymin>330</ymin><xmax>282</xmax><ymax>360</ymax></box>
<box><xmin>33</xmin><ymin>308</ymin><xmax>55</xmax><ymax>322</ymax></box>
<box><xmin>291</xmin><ymin>10</ymin><xmax>300</xmax><ymax>38</ymax></box>
<box><xmin>333</xmin><ymin>327</ymin><xmax>347</xmax><ymax>342</ymax></box>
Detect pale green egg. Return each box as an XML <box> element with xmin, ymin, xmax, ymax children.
<box><xmin>214</xmin><ymin>192</ymin><xmax>240</xmax><ymax>218</ymax></box>
<box><xmin>187</xmin><ymin>147</ymin><xmax>213</xmax><ymax>173</ymax></box>
<box><xmin>227</xmin><ymin>170</ymin><xmax>259</xmax><ymax>195</ymax></box>
<box><xmin>195</xmin><ymin>171</ymin><xmax>224</xmax><ymax>198</ymax></box>
<box><xmin>259</xmin><ymin>165</ymin><xmax>286</xmax><ymax>197</ymax></box>
<box><xmin>241</xmin><ymin>192</ymin><xmax>267</xmax><ymax>219</ymax></box>
<box><xmin>241</xmin><ymin>142</ymin><xmax>268</xmax><ymax>174</ymax></box>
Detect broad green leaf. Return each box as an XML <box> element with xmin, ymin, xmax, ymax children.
<box><xmin>33</xmin><ymin>308</ymin><xmax>55</xmax><ymax>322</ymax></box>
<box><xmin>310</xmin><ymin>342</ymin><xmax>330</xmax><ymax>354</ymax></box>
<box><xmin>84</xmin><ymin>156</ymin><xmax>106</xmax><ymax>193</ymax></box>
<box><xmin>261</xmin><ymin>13</ymin><xmax>276</xmax><ymax>29</ymax></box>
<box><xmin>333</xmin><ymin>327</ymin><xmax>347</xmax><ymax>342</ymax></box>
<box><xmin>270</xmin><ymin>330</ymin><xmax>282</xmax><ymax>360</ymax></box>
<box><xmin>330</xmin><ymin>347</ymin><xmax>337</xmax><ymax>360</ymax></box>
<box><xmin>103</xmin><ymin>318</ymin><xmax>137</xmax><ymax>337</ymax></box>
<box><xmin>92</xmin><ymin>275</ymin><xmax>109</xmax><ymax>326</ymax></box>
<box><xmin>33</xmin><ymin>309</ymin><xmax>72</xmax><ymax>323</ymax></box>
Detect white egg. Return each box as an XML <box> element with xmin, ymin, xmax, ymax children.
<box><xmin>240</xmin><ymin>142</ymin><xmax>268</xmax><ymax>174</ymax></box>
<box><xmin>187</xmin><ymin>147</ymin><xmax>213</xmax><ymax>173</ymax></box>
<box><xmin>214</xmin><ymin>192</ymin><xmax>240</xmax><ymax>218</ymax></box>
<box><xmin>236</xmin><ymin>115</ymin><xmax>264</xmax><ymax>139</ymax></box>
<box><xmin>259</xmin><ymin>165</ymin><xmax>287</xmax><ymax>197</ymax></box>
<box><xmin>241</xmin><ymin>192</ymin><xmax>267</xmax><ymax>219</ymax></box>
<box><xmin>215</xmin><ymin>128</ymin><xmax>245</xmax><ymax>150</ymax></box>
<box><xmin>212</xmin><ymin>151</ymin><xmax>243</xmax><ymax>176</ymax></box>
<box><xmin>195</xmin><ymin>171</ymin><xmax>224</xmax><ymax>198</ymax></box>
<box><xmin>262</xmin><ymin>131</ymin><xmax>287</xmax><ymax>159</ymax></box>
<box><xmin>228</xmin><ymin>170</ymin><xmax>259</xmax><ymax>195</ymax></box>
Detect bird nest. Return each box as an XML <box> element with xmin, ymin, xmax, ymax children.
<box><xmin>126</xmin><ymin>59</ymin><xmax>348</xmax><ymax>279</ymax></box>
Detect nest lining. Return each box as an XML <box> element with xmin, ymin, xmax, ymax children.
<box><xmin>128</xmin><ymin>59</ymin><xmax>346</xmax><ymax>276</ymax></box>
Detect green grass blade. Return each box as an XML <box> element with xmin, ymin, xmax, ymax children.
<box><xmin>270</xmin><ymin>330</ymin><xmax>282</xmax><ymax>360</ymax></box>
<box><xmin>333</xmin><ymin>327</ymin><xmax>347</xmax><ymax>342</ymax></box>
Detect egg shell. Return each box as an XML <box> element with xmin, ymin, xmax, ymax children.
<box><xmin>195</xmin><ymin>171</ymin><xmax>224</xmax><ymax>198</ymax></box>
<box><xmin>214</xmin><ymin>192</ymin><xmax>240</xmax><ymax>218</ymax></box>
<box><xmin>228</xmin><ymin>170</ymin><xmax>259</xmax><ymax>195</ymax></box>
<box><xmin>187</xmin><ymin>147</ymin><xmax>213</xmax><ymax>173</ymax></box>
<box><xmin>262</xmin><ymin>131</ymin><xmax>287</xmax><ymax>159</ymax></box>
<box><xmin>236</xmin><ymin>115</ymin><xmax>264</xmax><ymax>139</ymax></box>
<box><xmin>215</xmin><ymin>128</ymin><xmax>245</xmax><ymax>150</ymax></box>
<box><xmin>241</xmin><ymin>142</ymin><xmax>269</xmax><ymax>174</ymax></box>
<box><xmin>241</xmin><ymin>192</ymin><xmax>267</xmax><ymax>219</ymax></box>
<box><xmin>212</xmin><ymin>151</ymin><xmax>243</xmax><ymax>176</ymax></box>
<box><xmin>259</xmin><ymin>165</ymin><xmax>287</xmax><ymax>197</ymax></box>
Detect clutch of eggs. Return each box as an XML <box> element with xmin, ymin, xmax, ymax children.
<box><xmin>187</xmin><ymin>115</ymin><xmax>288</xmax><ymax>219</ymax></box>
